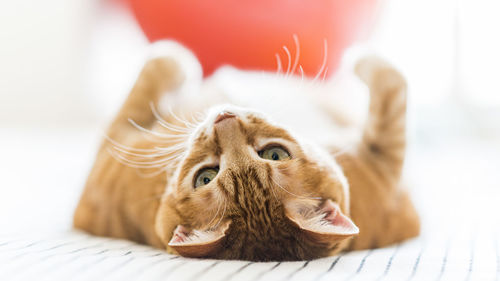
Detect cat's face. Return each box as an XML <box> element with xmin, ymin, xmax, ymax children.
<box><xmin>155</xmin><ymin>105</ymin><xmax>358</xmax><ymax>261</ymax></box>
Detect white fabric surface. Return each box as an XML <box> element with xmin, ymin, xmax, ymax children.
<box><xmin>1</xmin><ymin>128</ymin><xmax>499</xmax><ymax>281</ymax></box>
<box><xmin>2</xmin><ymin>1</ymin><xmax>500</xmax><ymax>280</ymax></box>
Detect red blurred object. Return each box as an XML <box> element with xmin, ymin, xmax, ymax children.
<box><xmin>126</xmin><ymin>0</ymin><xmax>377</xmax><ymax>77</ymax></box>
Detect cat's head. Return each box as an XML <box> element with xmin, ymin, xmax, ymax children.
<box><xmin>155</xmin><ymin>104</ymin><xmax>358</xmax><ymax>261</ymax></box>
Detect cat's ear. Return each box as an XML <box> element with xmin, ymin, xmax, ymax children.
<box><xmin>167</xmin><ymin>221</ymin><xmax>230</xmax><ymax>258</ymax></box>
<box><xmin>286</xmin><ymin>199</ymin><xmax>359</xmax><ymax>246</ymax></box>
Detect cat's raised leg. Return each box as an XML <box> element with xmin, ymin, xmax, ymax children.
<box><xmin>74</xmin><ymin>44</ymin><xmax>191</xmax><ymax>247</ymax></box>
<box><xmin>108</xmin><ymin>55</ymin><xmax>185</xmax><ymax>140</ymax></box>
<box><xmin>336</xmin><ymin>57</ymin><xmax>420</xmax><ymax>250</ymax></box>
<box><xmin>355</xmin><ymin>57</ymin><xmax>408</xmax><ymax>187</ymax></box>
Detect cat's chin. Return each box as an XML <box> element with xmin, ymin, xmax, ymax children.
<box><xmin>167</xmin><ymin>199</ymin><xmax>358</xmax><ymax>259</ymax></box>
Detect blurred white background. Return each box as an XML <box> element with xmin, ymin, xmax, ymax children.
<box><xmin>1</xmin><ymin>0</ymin><xmax>500</xmax><ymax>135</ymax></box>
<box><xmin>0</xmin><ymin>0</ymin><xmax>498</xmax><ymax>229</ymax></box>
<box><xmin>1</xmin><ymin>0</ymin><xmax>500</xmax><ymax>227</ymax></box>
<box><xmin>0</xmin><ymin>1</ymin><xmax>499</xmax><ymax>279</ymax></box>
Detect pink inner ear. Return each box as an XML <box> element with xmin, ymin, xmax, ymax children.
<box><xmin>321</xmin><ymin>200</ymin><xmax>359</xmax><ymax>234</ymax></box>
<box><xmin>168</xmin><ymin>224</ymin><xmax>227</xmax><ymax>247</ymax></box>
<box><xmin>170</xmin><ymin>225</ymin><xmax>190</xmax><ymax>244</ymax></box>
<box><xmin>286</xmin><ymin>199</ymin><xmax>359</xmax><ymax>237</ymax></box>
<box><xmin>167</xmin><ymin>221</ymin><xmax>231</xmax><ymax>258</ymax></box>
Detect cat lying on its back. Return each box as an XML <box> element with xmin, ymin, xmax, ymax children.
<box><xmin>74</xmin><ymin>41</ymin><xmax>419</xmax><ymax>261</ymax></box>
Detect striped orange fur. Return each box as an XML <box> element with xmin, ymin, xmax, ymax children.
<box><xmin>74</xmin><ymin>47</ymin><xmax>419</xmax><ymax>261</ymax></box>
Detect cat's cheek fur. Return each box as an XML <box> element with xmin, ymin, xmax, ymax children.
<box><xmin>301</xmin><ymin>142</ymin><xmax>351</xmax><ymax>211</ymax></box>
<box><xmin>155</xmin><ymin>192</ymin><xmax>182</xmax><ymax>252</ymax></box>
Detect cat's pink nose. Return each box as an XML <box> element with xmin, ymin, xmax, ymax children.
<box><xmin>214</xmin><ymin>111</ymin><xmax>236</xmax><ymax>124</ymax></box>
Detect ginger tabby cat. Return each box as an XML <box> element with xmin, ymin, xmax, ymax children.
<box><xmin>74</xmin><ymin>42</ymin><xmax>419</xmax><ymax>261</ymax></box>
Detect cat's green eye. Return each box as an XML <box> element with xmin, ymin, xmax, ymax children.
<box><xmin>194</xmin><ymin>168</ymin><xmax>218</xmax><ymax>188</ymax></box>
<box><xmin>259</xmin><ymin>146</ymin><xmax>291</xmax><ymax>161</ymax></box>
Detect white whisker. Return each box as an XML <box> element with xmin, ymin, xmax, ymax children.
<box><xmin>150</xmin><ymin>101</ymin><xmax>171</xmax><ymax>128</ymax></box>
<box><xmin>167</xmin><ymin>104</ymin><xmax>197</xmax><ymax>129</ymax></box>
<box><xmin>188</xmin><ymin>110</ymin><xmax>204</xmax><ymax>126</ymax></box>
<box><xmin>107</xmin><ymin>148</ymin><xmax>161</xmax><ymax>169</ymax></box>
<box><xmin>109</xmin><ymin>158</ymin><xmax>176</xmax><ymax>170</ymax></box>
<box><xmin>194</xmin><ymin>111</ymin><xmax>206</xmax><ymax>122</ymax></box>
<box><xmin>313</xmin><ymin>39</ymin><xmax>328</xmax><ymax>82</ymax></box>
<box><xmin>153</xmin><ymin>142</ymin><xmax>187</xmax><ymax>152</ymax></box>
<box><xmin>207</xmin><ymin>194</ymin><xmax>222</xmax><ymax>227</ymax></box>
<box><xmin>110</xmin><ymin>150</ymin><xmax>184</xmax><ymax>166</ymax></box>
<box><xmin>137</xmin><ymin>130</ymin><xmax>187</xmax><ymax>144</ymax></box>
<box><xmin>128</xmin><ymin>118</ymin><xmax>189</xmax><ymax>137</ymax></box>
<box><xmin>104</xmin><ymin>135</ymin><xmax>160</xmax><ymax>153</ymax></box>
<box><xmin>182</xmin><ymin>108</ymin><xmax>202</xmax><ymax>130</ymax></box>
<box><xmin>107</xmin><ymin>148</ymin><xmax>182</xmax><ymax>169</ymax></box>
<box><xmin>268</xmin><ymin>176</ymin><xmax>280</xmax><ymax>202</ymax></box>
<box><xmin>271</xmin><ymin>177</ymin><xmax>322</xmax><ymax>200</ymax></box>
<box><xmin>322</xmin><ymin>67</ymin><xmax>329</xmax><ymax>82</ymax></box>
<box><xmin>283</xmin><ymin>45</ymin><xmax>292</xmax><ymax>77</ymax></box>
<box><xmin>110</xmin><ymin>145</ymin><xmax>176</xmax><ymax>158</ymax></box>
<box><xmin>299</xmin><ymin>65</ymin><xmax>304</xmax><ymax>81</ymax></box>
<box><xmin>213</xmin><ymin>198</ymin><xmax>227</xmax><ymax>230</ymax></box>
<box><xmin>275</xmin><ymin>53</ymin><xmax>283</xmax><ymax>76</ymax></box>
<box><xmin>290</xmin><ymin>34</ymin><xmax>300</xmax><ymax>76</ymax></box>
<box><xmin>150</xmin><ymin>102</ymin><xmax>193</xmax><ymax>133</ymax></box>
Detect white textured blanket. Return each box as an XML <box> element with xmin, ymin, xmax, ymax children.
<box><xmin>0</xmin><ymin>127</ymin><xmax>499</xmax><ymax>281</ymax></box>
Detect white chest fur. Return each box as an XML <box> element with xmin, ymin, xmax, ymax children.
<box><xmin>202</xmin><ymin>67</ymin><xmax>368</xmax><ymax>148</ymax></box>
<box><xmin>158</xmin><ymin>65</ymin><xmax>368</xmax><ymax>149</ymax></box>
